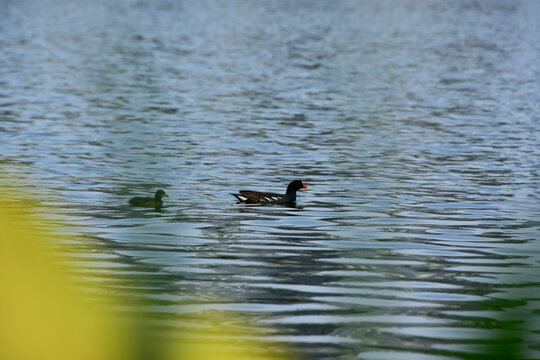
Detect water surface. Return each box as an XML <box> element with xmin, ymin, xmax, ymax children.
<box><xmin>1</xmin><ymin>1</ymin><xmax>539</xmax><ymax>359</ymax></box>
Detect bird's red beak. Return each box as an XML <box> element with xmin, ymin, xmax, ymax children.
<box><xmin>302</xmin><ymin>183</ymin><xmax>309</xmax><ymax>190</ymax></box>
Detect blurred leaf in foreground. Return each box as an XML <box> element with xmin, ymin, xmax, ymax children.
<box><xmin>0</xmin><ymin>184</ymin><xmax>290</xmax><ymax>360</ymax></box>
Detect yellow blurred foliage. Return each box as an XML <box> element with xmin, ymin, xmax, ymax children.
<box><xmin>0</xmin><ymin>184</ymin><xmax>290</xmax><ymax>360</ymax></box>
<box><xmin>0</xmin><ymin>189</ymin><xmax>131</xmax><ymax>360</ymax></box>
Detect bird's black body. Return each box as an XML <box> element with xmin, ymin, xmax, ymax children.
<box><xmin>231</xmin><ymin>180</ymin><xmax>308</xmax><ymax>205</ymax></box>
<box><xmin>129</xmin><ymin>189</ymin><xmax>168</xmax><ymax>208</ymax></box>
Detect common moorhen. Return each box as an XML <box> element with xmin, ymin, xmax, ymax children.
<box><xmin>129</xmin><ymin>189</ymin><xmax>168</xmax><ymax>207</ymax></box>
<box><xmin>231</xmin><ymin>180</ymin><xmax>309</xmax><ymax>204</ymax></box>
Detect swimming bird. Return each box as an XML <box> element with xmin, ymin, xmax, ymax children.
<box><xmin>231</xmin><ymin>180</ymin><xmax>309</xmax><ymax>205</ymax></box>
<box><xmin>129</xmin><ymin>189</ymin><xmax>168</xmax><ymax>207</ymax></box>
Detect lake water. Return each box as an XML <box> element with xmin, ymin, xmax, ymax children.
<box><xmin>1</xmin><ymin>0</ymin><xmax>539</xmax><ymax>359</ymax></box>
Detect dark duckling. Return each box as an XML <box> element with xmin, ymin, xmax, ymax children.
<box><xmin>129</xmin><ymin>189</ymin><xmax>168</xmax><ymax>207</ymax></box>
<box><xmin>231</xmin><ymin>180</ymin><xmax>309</xmax><ymax>205</ymax></box>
